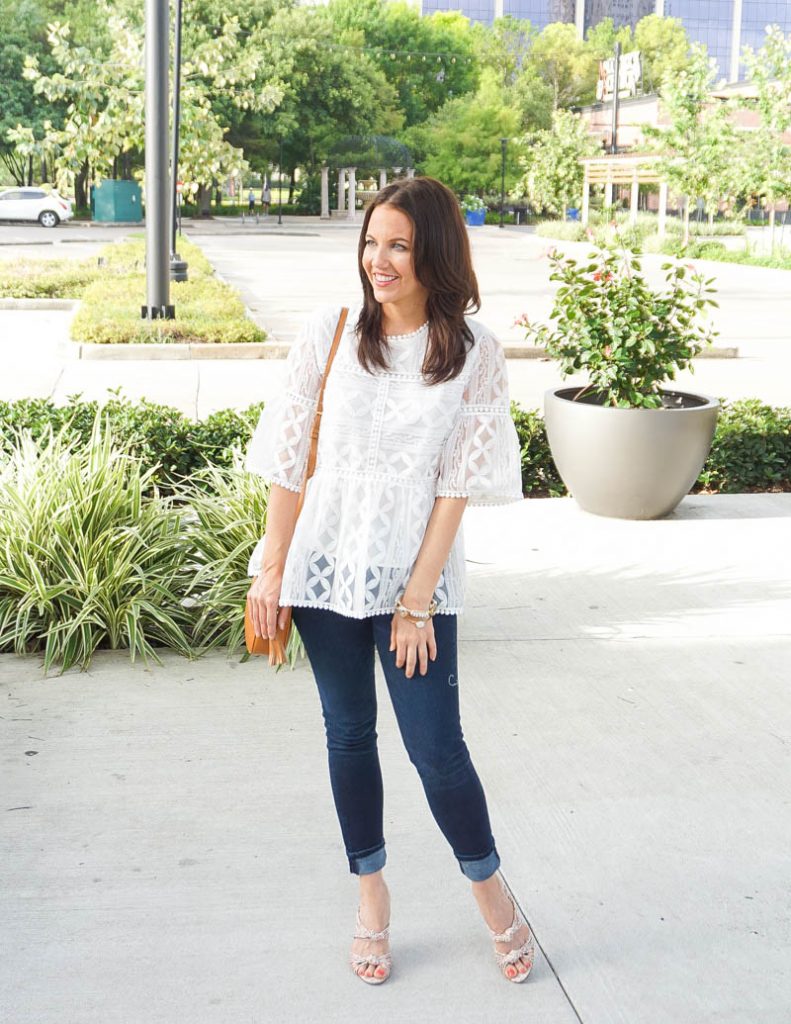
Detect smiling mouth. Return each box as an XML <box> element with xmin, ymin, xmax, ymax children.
<box><xmin>372</xmin><ymin>273</ymin><xmax>398</xmax><ymax>286</ymax></box>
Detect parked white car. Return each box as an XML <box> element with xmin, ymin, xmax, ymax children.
<box><xmin>0</xmin><ymin>186</ymin><xmax>74</xmax><ymax>227</ymax></box>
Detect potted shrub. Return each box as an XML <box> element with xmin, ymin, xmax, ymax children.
<box><xmin>517</xmin><ymin>240</ymin><xmax>721</xmax><ymax>519</ymax></box>
<box><xmin>461</xmin><ymin>194</ymin><xmax>487</xmax><ymax>227</ymax></box>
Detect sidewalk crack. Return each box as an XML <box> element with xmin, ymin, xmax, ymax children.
<box><xmin>499</xmin><ymin>870</ymin><xmax>585</xmax><ymax>1024</ymax></box>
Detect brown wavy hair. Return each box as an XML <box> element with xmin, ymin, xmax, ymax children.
<box><xmin>356</xmin><ymin>176</ymin><xmax>481</xmax><ymax>385</ymax></box>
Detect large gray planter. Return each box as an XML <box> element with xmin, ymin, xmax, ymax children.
<box><xmin>544</xmin><ymin>386</ymin><xmax>720</xmax><ymax>520</ymax></box>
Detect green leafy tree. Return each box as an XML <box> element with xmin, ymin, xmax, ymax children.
<box><xmin>245</xmin><ymin>4</ymin><xmax>402</xmax><ymax>181</ymax></box>
<box><xmin>528</xmin><ymin>22</ymin><xmax>593</xmax><ymax>110</ymax></box>
<box><xmin>406</xmin><ymin>69</ymin><xmax>521</xmax><ymax>196</ymax></box>
<box><xmin>8</xmin><ymin>2</ymin><xmax>284</xmax><ymax>205</ymax></box>
<box><xmin>472</xmin><ymin>15</ymin><xmax>535</xmax><ymax>89</ymax></box>
<box><xmin>633</xmin><ymin>14</ymin><xmax>693</xmax><ymax>93</ymax></box>
<box><xmin>0</xmin><ymin>0</ymin><xmax>65</xmax><ymax>184</ymax></box>
<box><xmin>642</xmin><ymin>44</ymin><xmax>733</xmax><ymax>245</ymax></box>
<box><xmin>326</xmin><ymin>0</ymin><xmax>478</xmax><ymax>127</ymax></box>
<box><xmin>513</xmin><ymin>108</ymin><xmax>599</xmax><ymax>219</ymax></box>
<box><xmin>739</xmin><ymin>25</ymin><xmax>791</xmax><ymax>250</ymax></box>
<box><xmin>508</xmin><ymin>63</ymin><xmax>554</xmax><ymax>133</ymax></box>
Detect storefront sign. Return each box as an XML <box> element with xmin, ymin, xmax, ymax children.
<box><xmin>596</xmin><ymin>50</ymin><xmax>642</xmax><ymax>102</ymax></box>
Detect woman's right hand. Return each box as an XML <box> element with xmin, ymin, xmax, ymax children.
<box><xmin>247</xmin><ymin>567</ymin><xmax>288</xmax><ymax>639</ymax></box>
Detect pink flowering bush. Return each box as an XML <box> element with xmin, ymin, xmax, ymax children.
<box><xmin>519</xmin><ymin>241</ymin><xmax>720</xmax><ymax>409</ymax></box>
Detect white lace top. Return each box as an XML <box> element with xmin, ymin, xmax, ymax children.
<box><xmin>245</xmin><ymin>303</ymin><xmax>523</xmax><ymax>618</ymax></box>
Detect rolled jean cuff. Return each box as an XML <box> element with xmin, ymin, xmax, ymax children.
<box><xmin>349</xmin><ymin>842</ymin><xmax>387</xmax><ymax>875</ymax></box>
<box><xmin>457</xmin><ymin>845</ymin><xmax>501</xmax><ymax>882</ymax></box>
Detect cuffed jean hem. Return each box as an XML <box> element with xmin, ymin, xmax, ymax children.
<box><xmin>349</xmin><ymin>842</ymin><xmax>387</xmax><ymax>876</ymax></box>
<box><xmin>457</xmin><ymin>846</ymin><xmax>501</xmax><ymax>882</ymax></box>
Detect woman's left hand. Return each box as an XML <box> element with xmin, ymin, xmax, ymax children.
<box><xmin>390</xmin><ymin>614</ymin><xmax>438</xmax><ymax>679</ymax></box>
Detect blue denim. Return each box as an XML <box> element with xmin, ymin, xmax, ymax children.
<box><xmin>291</xmin><ymin>605</ymin><xmax>501</xmax><ymax>882</ymax></box>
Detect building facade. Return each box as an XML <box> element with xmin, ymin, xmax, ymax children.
<box><xmin>414</xmin><ymin>0</ymin><xmax>791</xmax><ymax>81</ymax></box>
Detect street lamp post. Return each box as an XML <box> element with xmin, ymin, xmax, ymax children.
<box><xmin>169</xmin><ymin>0</ymin><xmax>187</xmax><ymax>282</ymax></box>
<box><xmin>499</xmin><ymin>138</ymin><xmax>508</xmax><ymax>230</ymax></box>
<box><xmin>278</xmin><ymin>138</ymin><xmax>284</xmax><ymax>226</ymax></box>
<box><xmin>142</xmin><ymin>0</ymin><xmax>173</xmax><ymax>320</ymax></box>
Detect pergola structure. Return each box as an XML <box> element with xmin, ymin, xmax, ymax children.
<box><xmin>319</xmin><ymin>164</ymin><xmax>415</xmax><ymax>221</ymax></box>
<box><xmin>580</xmin><ymin>153</ymin><xmax>670</xmax><ymax>236</ymax></box>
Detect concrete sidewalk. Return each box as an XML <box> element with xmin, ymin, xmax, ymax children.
<box><xmin>2</xmin><ymin>493</ymin><xmax>790</xmax><ymax>1023</ymax></box>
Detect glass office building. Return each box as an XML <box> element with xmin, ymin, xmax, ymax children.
<box><xmin>503</xmin><ymin>0</ymin><xmax>575</xmax><ymax>29</ymax></box>
<box><xmin>738</xmin><ymin>0</ymin><xmax>791</xmax><ymax>73</ymax></box>
<box><xmin>583</xmin><ymin>0</ymin><xmax>655</xmax><ymax>32</ymax></box>
<box><xmin>663</xmin><ymin>0</ymin><xmax>733</xmax><ymax>79</ymax></box>
<box><xmin>415</xmin><ymin>0</ymin><xmax>791</xmax><ymax>80</ymax></box>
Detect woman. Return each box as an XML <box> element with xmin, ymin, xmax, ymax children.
<box><xmin>245</xmin><ymin>176</ymin><xmax>534</xmax><ymax>986</ymax></box>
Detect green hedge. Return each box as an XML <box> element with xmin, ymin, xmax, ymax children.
<box><xmin>69</xmin><ymin>236</ymin><xmax>266</xmax><ymax>345</ymax></box>
<box><xmin>0</xmin><ymin>391</ymin><xmax>788</xmax><ymax>499</ymax></box>
<box><xmin>643</xmin><ymin>236</ymin><xmax>791</xmax><ymax>269</ymax></box>
<box><xmin>1</xmin><ymin>236</ymin><xmax>264</xmax><ymax>344</ymax></box>
<box><xmin>0</xmin><ymin>257</ymin><xmax>100</xmax><ymax>298</ymax></box>
<box><xmin>1</xmin><ymin>394</ymin><xmax>787</xmax><ymax>673</ymax></box>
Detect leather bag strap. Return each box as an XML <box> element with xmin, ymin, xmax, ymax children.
<box><xmin>296</xmin><ymin>306</ymin><xmax>348</xmax><ymax>516</ymax></box>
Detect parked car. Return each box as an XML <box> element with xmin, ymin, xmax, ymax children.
<box><xmin>0</xmin><ymin>186</ymin><xmax>74</xmax><ymax>227</ymax></box>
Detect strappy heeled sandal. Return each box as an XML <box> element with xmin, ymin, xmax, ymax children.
<box><xmin>486</xmin><ymin>875</ymin><xmax>535</xmax><ymax>983</ymax></box>
<box><xmin>349</xmin><ymin>905</ymin><xmax>392</xmax><ymax>985</ymax></box>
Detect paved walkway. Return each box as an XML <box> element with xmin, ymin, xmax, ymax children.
<box><xmin>1</xmin><ymin>221</ymin><xmax>790</xmax><ymax>1022</ymax></box>
<box><xmin>2</xmin><ymin>493</ymin><xmax>790</xmax><ymax>1023</ymax></box>
<box><xmin>1</xmin><ymin>222</ymin><xmax>790</xmax><ymax>414</ymax></box>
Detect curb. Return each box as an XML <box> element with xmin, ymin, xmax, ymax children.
<box><xmin>0</xmin><ymin>298</ymin><xmax>78</xmax><ymax>310</ymax></box>
<box><xmin>501</xmin><ymin>343</ymin><xmax>737</xmax><ymax>359</ymax></box>
<box><xmin>55</xmin><ymin>339</ymin><xmax>738</xmax><ymax>361</ymax></box>
<box><xmin>56</xmin><ymin>338</ymin><xmax>290</xmax><ymax>360</ymax></box>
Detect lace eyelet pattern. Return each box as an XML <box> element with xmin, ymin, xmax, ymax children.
<box><xmin>244</xmin><ymin>303</ymin><xmax>523</xmax><ymax>618</ymax></box>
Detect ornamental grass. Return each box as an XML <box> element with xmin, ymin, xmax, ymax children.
<box><xmin>178</xmin><ymin>455</ymin><xmax>306</xmax><ymax>671</ymax></box>
<box><xmin>0</xmin><ymin>417</ymin><xmax>195</xmax><ymax>675</ymax></box>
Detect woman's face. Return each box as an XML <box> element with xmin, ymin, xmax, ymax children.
<box><xmin>362</xmin><ymin>204</ymin><xmax>429</xmax><ymax>312</ymax></box>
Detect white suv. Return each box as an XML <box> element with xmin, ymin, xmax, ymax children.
<box><xmin>0</xmin><ymin>186</ymin><xmax>74</xmax><ymax>227</ymax></box>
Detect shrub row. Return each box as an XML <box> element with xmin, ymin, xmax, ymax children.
<box><xmin>0</xmin><ymin>418</ymin><xmax>274</xmax><ymax>674</ymax></box>
<box><xmin>0</xmin><ymin>236</ymin><xmax>266</xmax><ymax>344</ymax></box>
<box><xmin>0</xmin><ymin>391</ymin><xmax>788</xmax><ymax>500</ymax></box>
<box><xmin>1</xmin><ymin>394</ymin><xmax>787</xmax><ymax>675</ymax></box>
<box><xmin>69</xmin><ymin>236</ymin><xmax>265</xmax><ymax>345</ymax></box>
<box><xmin>535</xmin><ymin>218</ymin><xmax>789</xmax><ymax>269</ymax></box>
<box><xmin>0</xmin><ymin>257</ymin><xmax>100</xmax><ymax>299</ymax></box>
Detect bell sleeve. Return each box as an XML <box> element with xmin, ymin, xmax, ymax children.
<box><xmin>435</xmin><ymin>330</ymin><xmax>523</xmax><ymax>506</ymax></box>
<box><xmin>244</xmin><ymin>308</ymin><xmax>330</xmax><ymax>492</ymax></box>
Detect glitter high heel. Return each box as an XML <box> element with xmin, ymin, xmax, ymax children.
<box><xmin>349</xmin><ymin>905</ymin><xmax>392</xmax><ymax>985</ymax></box>
<box><xmin>486</xmin><ymin>873</ymin><xmax>535</xmax><ymax>983</ymax></box>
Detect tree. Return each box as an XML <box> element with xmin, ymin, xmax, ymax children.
<box><xmin>633</xmin><ymin>14</ymin><xmax>693</xmax><ymax>93</ymax></box>
<box><xmin>326</xmin><ymin>0</ymin><xmax>478</xmax><ymax>127</ymax></box>
<box><xmin>243</xmin><ymin>4</ymin><xmax>402</xmax><ymax>180</ymax></box>
<box><xmin>0</xmin><ymin>0</ymin><xmax>64</xmax><ymax>183</ymax></box>
<box><xmin>406</xmin><ymin>70</ymin><xmax>521</xmax><ymax>196</ymax></box>
<box><xmin>739</xmin><ymin>25</ymin><xmax>791</xmax><ymax>250</ymax></box>
<box><xmin>527</xmin><ymin>22</ymin><xmax>594</xmax><ymax>110</ymax></box>
<box><xmin>513</xmin><ymin>108</ymin><xmax>599</xmax><ymax>219</ymax></box>
<box><xmin>642</xmin><ymin>44</ymin><xmax>734</xmax><ymax>245</ymax></box>
<box><xmin>9</xmin><ymin>2</ymin><xmax>285</xmax><ymax>206</ymax></box>
<box><xmin>508</xmin><ymin>62</ymin><xmax>555</xmax><ymax>133</ymax></box>
<box><xmin>472</xmin><ymin>15</ymin><xmax>535</xmax><ymax>90</ymax></box>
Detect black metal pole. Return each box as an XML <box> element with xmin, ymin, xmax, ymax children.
<box><xmin>143</xmin><ymin>0</ymin><xmax>173</xmax><ymax>319</ymax></box>
<box><xmin>610</xmin><ymin>42</ymin><xmax>621</xmax><ymax>156</ymax></box>
<box><xmin>169</xmin><ymin>0</ymin><xmax>187</xmax><ymax>282</ymax></box>
<box><xmin>278</xmin><ymin>138</ymin><xmax>283</xmax><ymax>226</ymax></box>
<box><xmin>499</xmin><ymin>137</ymin><xmax>508</xmax><ymax>229</ymax></box>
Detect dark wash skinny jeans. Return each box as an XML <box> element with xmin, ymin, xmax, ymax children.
<box><xmin>291</xmin><ymin>605</ymin><xmax>501</xmax><ymax>881</ymax></box>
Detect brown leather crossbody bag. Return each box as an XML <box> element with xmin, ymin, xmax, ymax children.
<box><xmin>244</xmin><ymin>307</ymin><xmax>349</xmax><ymax>665</ymax></box>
